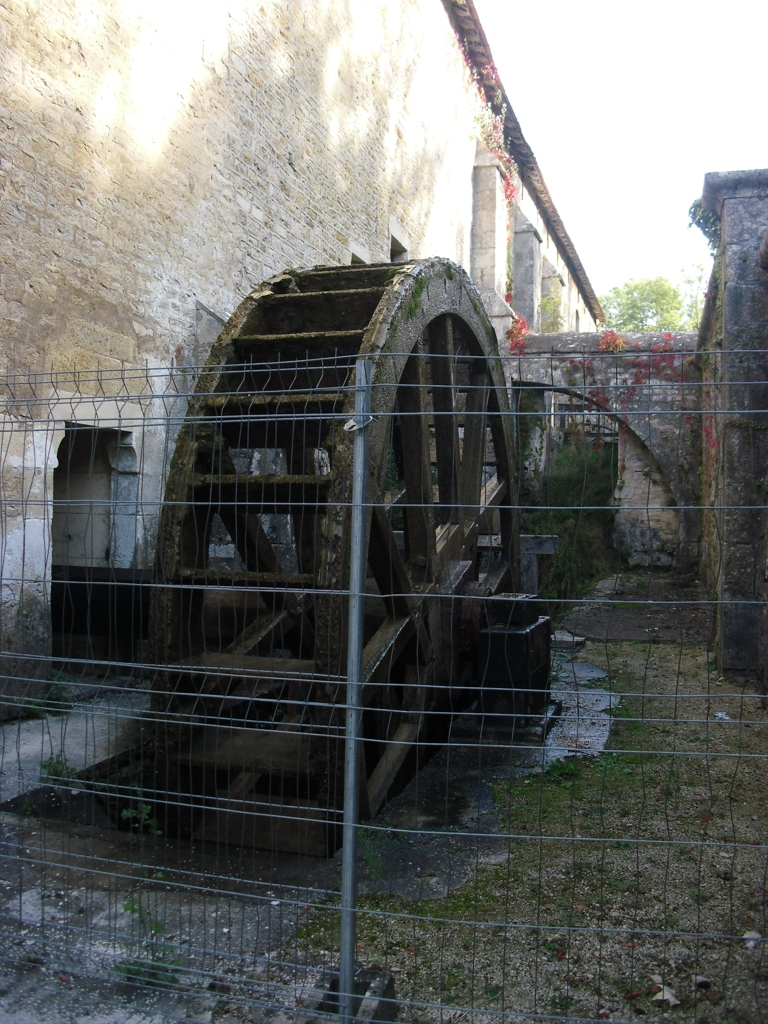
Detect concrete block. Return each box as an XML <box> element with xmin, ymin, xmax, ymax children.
<box><xmin>289</xmin><ymin>968</ymin><xmax>397</xmax><ymax>1024</ymax></box>
<box><xmin>723</xmin><ymin>243</ymin><xmax>765</xmax><ymax>286</ymax></box>
<box><xmin>722</xmin><ymin>195</ymin><xmax>768</xmax><ymax>244</ymax></box>
<box><xmin>723</xmin><ymin>282</ymin><xmax>768</xmax><ymax>331</ymax></box>
<box><xmin>720</xmin><ymin>602</ymin><xmax>762</xmax><ymax>672</ymax></box>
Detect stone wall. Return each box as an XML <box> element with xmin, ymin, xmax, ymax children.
<box><xmin>513</xmin><ymin>191</ymin><xmax>595</xmax><ymax>334</ymax></box>
<box><xmin>0</xmin><ymin>0</ymin><xmax>486</xmax><ymax>688</ymax></box>
<box><xmin>512</xmin><ymin>331</ymin><xmax>702</xmax><ymax>569</ymax></box>
<box><xmin>0</xmin><ymin>0</ymin><xmax>483</xmax><ymax>380</ymax></box>
<box><xmin>614</xmin><ymin>428</ymin><xmax>679</xmax><ymax>568</ymax></box>
<box><xmin>700</xmin><ymin>170</ymin><xmax>768</xmax><ymax>680</ymax></box>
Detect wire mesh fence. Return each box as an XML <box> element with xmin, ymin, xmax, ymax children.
<box><xmin>0</xmin><ymin>266</ymin><xmax>766</xmax><ymax>1024</ymax></box>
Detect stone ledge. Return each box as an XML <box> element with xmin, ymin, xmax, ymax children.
<box><xmin>523</xmin><ymin>331</ymin><xmax>699</xmax><ymax>354</ymax></box>
<box><xmin>702</xmin><ymin>169</ymin><xmax>768</xmax><ymax>215</ymax></box>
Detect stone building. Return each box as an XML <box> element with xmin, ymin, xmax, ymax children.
<box><xmin>698</xmin><ymin>170</ymin><xmax>768</xmax><ymax>680</ymax></box>
<box><xmin>0</xmin><ymin>0</ymin><xmax>602</xmax><ymax>693</ymax></box>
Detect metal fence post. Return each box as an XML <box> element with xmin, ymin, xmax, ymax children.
<box><xmin>339</xmin><ymin>358</ymin><xmax>372</xmax><ymax>1024</ymax></box>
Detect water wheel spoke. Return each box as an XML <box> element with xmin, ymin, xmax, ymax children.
<box><xmin>459</xmin><ymin>370</ymin><xmax>490</xmax><ymax>530</ymax></box>
<box><xmin>428</xmin><ymin>315</ymin><xmax>461</xmax><ymax>526</ymax></box>
<box><xmin>368</xmin><ymin>495</ymin><xmax>415</xmax><ymax>617</ymax></box>
<box><xmin>367</xmin><ymin>720</ymin><xmax>420</xmax><ymax>818</ymax></box>
<box><xmin>398</xmin><ymin>348</ymin><xmax>437</xmax><ymax>576</ymax></box>
<box><xmin>238</xmin><ymin>510</ymin><xmax>315</xmax><ymax>648</ymax></box>
<box><xmin>223</xmin><ymin>608</ymin><xmax>296</xmax><ymax>657</ymax></box>
<box><xmin>383</xmin><ymin>479</ymin><xmax>407</xmax><ymax>514</ymax></box>
<box><xmin>479</xmin><ymin>474</ymin><xmax>508</xmax><ymax>535</ymax></box>
<box><xmin>362</xmin><ymin>615</ymin><xmax>416</xmax><ymax>688</ymax></box>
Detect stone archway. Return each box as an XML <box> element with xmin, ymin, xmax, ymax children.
<box><xmin>507</xmin><ymin>330</ymin><xmax>702</xmax><ymax>568</ymax></box>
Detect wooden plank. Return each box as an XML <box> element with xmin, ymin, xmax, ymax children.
<box><xmin>384</xmin><ymin>480</ymin><xmax>407</xmax><ymax>510</ymax></box>
<box><xmin>361</xmin><ymin>615</ymin><xmax>415</xmax><ymax>689</ymax></box>
<box><xmin>482</xmin><ymin>560</ymin><xmax>511</xmax><ymax>596</ymax></box>
<box><xmin>234</xmin><ymin>330</ymin><xmax>365</xmax><ymax>358</ymax></box>
<box><xmin>177</xmin><ymin>568</ymin><xmax>314</xmax><ymax>588</ymax></box>
<box><xmin>435</xmin><ymin>522</ymin><xmax>464</xmax><ymax>565</ymax></box>
<box><xmin>481</xmin><ymin>474</ymin><xmax>507</xmax><ymax>508</ymax></box>
<box><xmin>223</xmin><ymin>608</ymin><xmax>295</xmax><ymax>657</ymax></box>
<box><xmin>255</xmin><ymin>286</ymin><xmax>383</xmax><ymax>333</ymax></box>
<box><xmin>188</xmin><ymin>723</ymin><xmax>318</xmax><ymax>773</ymax></box>
<box><xmin>193</xmin><ymin>795</ymin><xmax>336</xmax><ymax>857</ymax></box>
<box><xmin>201</xmin><ymin>389</ymin><xmax>345</xmax><ymax>410</ymax></box>
<box><xmin>477</xmin><ymin>475</ymin><xmax>506</xmax><ymax>534</ymax></box>
<box><xmin>193</xmin><ymin>474</ymin><xmax>332</xmax><ymax>506</ymax></box>
<box><xmin>367</xmin><ymin>498</ymin><xmax>414</xmax><ymax>617</ymax></box>
<box><xmin>178</xmin><ymin>653</ymin><xmax>316</xmax><ymax>677</ymax></box>
<box><xmin>367</xmin><ymin>722</ymin><xmax>420</xmax><ymax>817</ymax></box>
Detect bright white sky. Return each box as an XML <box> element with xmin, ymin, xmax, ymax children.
<box><xmin>473</xmin><ymin>0</ymin><xmax>767</xmax><ymax>299</ymax></box>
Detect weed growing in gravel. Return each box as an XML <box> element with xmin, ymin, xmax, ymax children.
<box><xmin>39</xmin><ymin>750</ymin><xmax>77</xmax><ymax>781</ymax></box>
<box><xmin>116</xmin><ymin>887</ymin><xmax>180</xmax><ymax>987</ymax></box>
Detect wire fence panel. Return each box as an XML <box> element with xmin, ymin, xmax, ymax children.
<box><xmin>0</xmin><ymin>261</ymin><xmax>765</xmax><ymax>1023</ymax></box>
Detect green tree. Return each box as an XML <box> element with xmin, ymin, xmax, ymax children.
<box><xmin>599</xmin><ymin>277</ymin><xmax>699</xmax><ymax>332</ymax></box>
<box><xmin>680</xmin><ymin>264</ymin><xmax>707</xmax><ymax>330</ymax></box>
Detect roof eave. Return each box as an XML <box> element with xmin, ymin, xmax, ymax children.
<box><xmin>444</xmin><ymin>0</ymin><xmax>605</xmax><ymax>323</ymax></box>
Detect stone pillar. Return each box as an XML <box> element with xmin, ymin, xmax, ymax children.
<box><xmin>701</xmin><ymin>170</ymin><xmax>768</xmax><ymax>678</ymax></box>
<box><xmin>512</xmin><ymin>211</ymin><xmax>542</xmax><ymax>332</ymax></box>
<box><xmin>470</xmin><ymin>142</ymin><xmax>513</xmax><ymax>349</ymax></box>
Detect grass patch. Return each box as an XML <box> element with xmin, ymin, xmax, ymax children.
<box><xmin>520</xmin><ymin>433</ymin><xmax>620</xmax><ymax>621</ymax></box>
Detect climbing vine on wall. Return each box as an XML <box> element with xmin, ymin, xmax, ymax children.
<box><xmin>462</xmin><ymin>49</ymin><xmax>519</xmax><ymax>214</ymax></box>
<box><xmin>460</xmin><ymin>41</ymin><xmax>521</xmax><ymax>318</ymax></box>
<box><xmin>688</xmin><ymin>199</ymin><xmax>720</xmax><ymax>255</ymax></box>
<box><xmin>474</xmin><ymin>102</ymin><xmax>519</xmax><ymax>205</ymax></box>
<box><xmin>559</xmin><ymin>334</ymin><xmax>693</xmax><ymax>437</ymax></box>
<box><xmin>507</xmin><ymin>311</ymin><xmax>528</xmax><ymax>355</ymax></box>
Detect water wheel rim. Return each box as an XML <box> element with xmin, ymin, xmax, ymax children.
<box><xmin>149</xmin><ymin>258</ymin><xmax>519</xmax><ymax>833</ymax></box>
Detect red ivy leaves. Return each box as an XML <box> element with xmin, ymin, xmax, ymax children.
<box><xmin>480</xmin><ymin>62</ymin><xmax>501</xmax><ymax>87</ymax></box>
<box><xmin>596</xmin><ymin>330</ymin><xmax>626</xmax><ymax>354</ymax></box>
<box><xmin>501</xmin><ymin>174</ymin><xmax>518</xmax><ymax>204</ymax></box>
<box><xmin>507</xmin><ymin>312</ymin><xmax>528</xmax><ymax>355</ymax></box>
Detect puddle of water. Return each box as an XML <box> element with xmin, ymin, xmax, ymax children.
<box><xmin>544</xmin><ymin>659</ymin><xmax>617</xmax><ymax>767</ymax></box>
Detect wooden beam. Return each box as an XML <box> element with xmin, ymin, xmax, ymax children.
<box><xmin>367</xmin><ymin>721</ymin><xmax>420</xmax><ymax>817</ymax></box>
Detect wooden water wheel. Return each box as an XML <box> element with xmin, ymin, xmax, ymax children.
<box><xmin>149</xmin><ymin>258</ymin><xmax>519</xmax><ymax>854</ymax></box>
